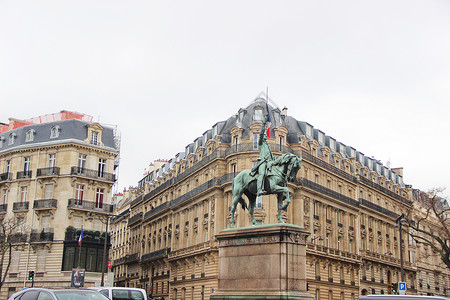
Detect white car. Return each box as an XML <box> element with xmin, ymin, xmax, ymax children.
<box><xmin>8</xmin><ymin>288</ymin><xmax>109</xmax><ymax>300</ymax></box>
<box><xmin>87</xmin><ymin>287</ymin><xmax>148</xmax><ymax>300</ymax></box>
<box><xmin>359</xmin><ymin>295</ymin><xmax>450</xmax><ymax>300</ymax></box>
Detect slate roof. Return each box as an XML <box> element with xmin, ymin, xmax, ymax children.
<box><xmin>0</xmin><ymin>118</ymin><xmax>118</xmax><ymax>153</ymax></box>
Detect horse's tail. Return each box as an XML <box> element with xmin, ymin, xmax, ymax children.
<box><xmin>232</xmin><ymin>170</ymin><xmax>251</xmax><ymax>211</ymax></box>
<box><xmin>239</xmin><ymin>198</ymin><xmax>247</xmax><ymax>211</ymax></box>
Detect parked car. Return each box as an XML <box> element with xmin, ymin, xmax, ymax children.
<box><xmin>87</xmin><ymin>287</ymin><xmax>147</xmax><ymax>300</ymax></box>
<box><xmin>359</xmin><ymin>295</ymin><xmax>450</xmax><ymax>300</ymax></box>
<box><xmin>8</xmin><ymin>288</ymin><xmax>109</xmax><ymax>300</ymax></box>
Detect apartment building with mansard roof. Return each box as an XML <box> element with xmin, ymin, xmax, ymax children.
<box><xmin>112</xmin><ymin>96</ymin><xmax>449</xmax><ymax>299</ymax></box>
<box><xmin>0</xmin><ymin>111</ymin><xmax>120</xmax><ymax>298</ymax></box>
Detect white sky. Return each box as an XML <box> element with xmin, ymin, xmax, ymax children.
<box><xmin>1</xmin><ymin>1</ymin><xmax>449</xmax><ymax>197</ymax></box>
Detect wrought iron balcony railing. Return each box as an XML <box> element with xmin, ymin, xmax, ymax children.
<box><xmin>33</xmin><ymin>199</ymin><xmax>58</xmax><ymax>210</ymax></box>
<box><xmin>17</xmin><ymin>170</ymin><xmax>32</xmax><ymax>179</ymax></box>
<box><xmin>0</xmin><ymin>172</ymin><xmax>12</xmax><ymax>181</ymax></box>
<box><xmin>70</xmin><ymin>167</ymin><xmax>115</xmax><ymax>182</ymax></box>
<box><xmin>67</xmin><ymin>198</ymin><xmax>113</xmax><ymax>213</ymax></box>
<box><xmin>37</xmin><ymin>167</ymin><xmax>60</xmax><ymax>177</ymax></box>
<box><xmin>13</xmin><ymin>202</ymin><xmax>29</xmax><ymax>211</ymax></box>
<box><xmin>30</xmin><ymin>229</ymin><xmax>54</xmax><ymax>242</ymax></box>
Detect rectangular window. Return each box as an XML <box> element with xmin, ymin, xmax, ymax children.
<box><xmin>91</xmin><ymin>131</ymin><xmax>99</xmax><ymax>145</ymax></box>
<box><xmin>5</xmin><ymin>160</ymin><xmax>11</xmax><ymax>173</ymax></box>
<box><xmin>20</xmin><ymin>186</ymin><xmax>28</xmax><ymax>202</ymax></box>
<box><xmin>256</xmin><ymin>195</ymin><xmax>262</xmax><ymax>209</ymax></box>
<box><xmin>253</xmin><ymin>109</ymin><xmax>263</xmax><ymax>121</ymax></box>
<box><xmin>42</xmin><ymin>215</ymin><xmax>50</xmax><ymax>230</ymax></box>
<box><xmin>279</xmin><ymin>136</ymin><xmax>283</xmax><ymax>151</ymax></box>
<box><xmin>44</xmin><ymin>184</ymin><xmax>54</xmax><ymax>199</ymax></box>
<box><xmin>75</xmin><ymin>184</ymin><xmax>84</xmax><ymax>204</ymax></box>
<box><xmin>2</xmin><ymin>189</ymin><xmax>7</xmax><ymax>204</ymax></box>
<box><xmin>78</xmin><ymin>154</ymin><xmax>87</xmax><ymax>170</ymax></box>
<box><xmin>253</xmin><ymin>134</ymin><xmax>259</xmax><ymax>150</ymax></box>
<box><xmin>98</xmin><ymin>158</ymin><xmax>106</xmax><ymax>178</ymax></box>
<box><xmin>23</xmin><ymin>157</ymin><xmax>31</xmax><ymax>172</ymax></box>
<box><xmin>48</xmin><ymin>154</ymin><xmax>56</xmax><ymax>168</ymax></box>
<box><xmin>96</xmin><ymin>188</ymin><xmax>104</xmax><ymax>208</ymax></box>
<box><xmin>36</xmin><ymin>250</ymin><xmax>47</xmax><ymax>272</ymax></box>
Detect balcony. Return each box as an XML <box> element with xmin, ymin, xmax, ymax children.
<box><xmin>8</xmin><ymin>233</ymin><xmax>28</xmax><ymax>243</ymax></box>
<box><xmin>70</xmin><ymin>167</ymin><xmax>115</xmax><ymax>182</ymax></box>
<box><xmin>128</xmin><ymin>212</ymin><xmax>143</xmax><ymax>226</ymax></box>
<box><xmin>67</xmin><ymin>199</ymin><xmax>113</xmax><ymax>214</ymax></box>
<box><xmin>13</xmin><ymin>202</ymin><xmax>29</xmax><ymax>211</ymax></box>
<box><xmin>0</xmin><ymin>172</ymin><xmax>12</xmax><ymax>182</ymax></box>
<box><xmin>37</xmin><ymin>167</ymin><xmax>60</xmax><ymax>177</ymax></box>
<box><xmin>17</xmin><ymin>170</ymin><xmax>32</xmax><ymax>179</ymax></box>
<box><xmin>33</xmin><ymin>199</ymin><xmax>58</xmax><ymax>210</ymax></box>
<box><xmin>124</xmin><ymin>253</ymin><xmax>140</xmax><ymax>264</ymax></box>
<box><xmin>141</xmin><ymin>248</ymin><xmax>171</xmax><ymax>263</ymax></box>
<box><xmin>0</xmin><ymin>204</ymin><xmax>7</xmax><ymax>213</ymax></box>
<box><xmin>30</xmin><ymin>229</ymin><xmax>54</xmax><ymax>242</ymax></box>
<box><xmin>65</xmin><ymin>228</ymin><xmax>109</xmax><ymax>244</ymax></box>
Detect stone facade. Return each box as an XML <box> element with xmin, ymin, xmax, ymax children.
<box><xmin>0</xmin><ymin>111</ymin><xmax>120</xmax><ymax>298</ymax></box>
<box><xmin>111</xmin><ymin>97</ymin><xmax>449</xmax><ymax>299</ymax></box>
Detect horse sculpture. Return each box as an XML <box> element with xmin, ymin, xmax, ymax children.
<box><xmin>230</xmin><ymin>152</ymin><xmax>302</xmax><ymax>228</ymax></box>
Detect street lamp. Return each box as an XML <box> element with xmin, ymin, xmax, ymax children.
<box><xmin>88</xmin><ymin>212</ymin><xmax>114</xmax><ymax>287</ymax></box>
<box><xmin>395</xmin><ymin>213</ymin><xmax>407</xmax><ymax>282</ymax></box>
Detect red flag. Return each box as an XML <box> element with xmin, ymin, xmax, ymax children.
<box><xmin>266</xmin><ymin>102</ymin><xmax>272</xmax><ymax>139</ymax></box>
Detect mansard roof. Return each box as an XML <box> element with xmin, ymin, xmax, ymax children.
<box><xmin>140</xmin><ymin>94</ymin><xmax>405</xmax><ymax>188</ymax></box>
<box><xmin>0</xmin><ymin>118</ymin><xmax>118</xmax><ymax>153</ymax></box>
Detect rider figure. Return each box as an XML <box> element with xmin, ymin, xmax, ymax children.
<box><xmin>249</xmin><ymin>114</ymin><xmax>275</xmax><ymax>196</ymax></box>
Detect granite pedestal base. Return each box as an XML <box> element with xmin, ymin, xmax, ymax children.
<box><xmin>210</xmin><ymin>224</ymin><xmax>313</xmax><ymax>300</ymax></box>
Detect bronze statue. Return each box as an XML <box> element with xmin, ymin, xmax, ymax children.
<box><xmin>249</xmin><ymin>115</ymin><xmax>275</xmax><ymax>196</ymax></box>
<box><xmin>230</xmin><ymin>108</ymin><xmax>302</xmax><ymax>228</ymax></box>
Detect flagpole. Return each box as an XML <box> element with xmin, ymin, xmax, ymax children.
<box><xmin>78</xmin><ymin>226</ymin><xmax>83</xmax><ymax>268</ymax></box>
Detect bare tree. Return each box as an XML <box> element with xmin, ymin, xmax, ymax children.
<box><xmin>0</xmin><ymin>217</ymin><xmax>25</xmax><ymax>290</ymax></box>
<box><xmin>405</xmin><ymin>188</ymin><xmax>450</xmax><ymax>269</ymax></box>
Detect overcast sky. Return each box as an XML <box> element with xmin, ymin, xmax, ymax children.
<box><xmin>1</xmin><ymin>1</ymin><xmax>449</xmax><ymax>197</ymax></box>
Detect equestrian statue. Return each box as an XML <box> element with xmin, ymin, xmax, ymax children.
<box><xmin>230</xmin><ymin>109</ymin><xmax>302</xmax><ymax>228</ymax></box>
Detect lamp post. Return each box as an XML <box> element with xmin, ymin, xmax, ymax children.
<box><xmin>88</xmin><ymin>212</ymin><xmax>114</xmax><ymax>287</ymax></box>
<box><xmin>395</xmin><ymin>213</ymin><xmax>406</xmax><ymax>282</ymax></box>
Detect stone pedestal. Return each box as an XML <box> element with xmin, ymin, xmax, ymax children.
<box><xmin>210</xmin><ymin>224</ymin><xmax>313</xmax><ymax>300</ymax></box>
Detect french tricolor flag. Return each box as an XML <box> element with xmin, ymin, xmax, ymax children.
<box><xmin>78</xmin><ymin>228</ymin><xmax>84</xmax><ymax>246</ymax></box>
<box><xmin>266</xmin><ymin>102</ymin><xmax>272</xmax><ymax>139</ymax></box>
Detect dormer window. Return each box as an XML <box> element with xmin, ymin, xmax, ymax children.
<box><xmin>91</xmin><ymin>131</ymin><xmax>99</xmax><ymax>145</ymax></box>
<box><xmin>238</xmin><ymin>110</ymin><xmax>246</xmax><ymax>122</ymax></box>
<box><xmin>0</xmin><ymin>136</ymin><xmax>4</xmax><ymax>148</ymax></box>
<box><xmin>8</xmin><ymin>133</ymin><xmax>16</xmax><ymax>145</ymax></box>
<box><xmin>253</xmin><ymin>109</ymin><xmax>263</xmax><ymax>121</ymax></box>
<box><xmin>25</xmin><ymin>129</ymin><xmax>36</xmax><ymax>142</ymax></box>
<box><xmin>50</xmin><ymin>125</ymin><xmax>60</xmax><ymax>138</ymax></box>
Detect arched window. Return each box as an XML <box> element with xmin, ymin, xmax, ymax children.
<box><xmin>8</xmin><ymin>133</ymin><xmax>16</xmax><ymax>145</ymax></box>
<box><xmin>25</xmin><ymin>129</ymin><xmax>35</xmax><ymax>142</ymax></box>
<box><xmin>50</xmin><ymin>125</ymin><xmax>60</xmax><ymax>138</ymax></box>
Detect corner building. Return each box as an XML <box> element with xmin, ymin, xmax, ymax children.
<box><xmin>113</xmin><ymin>96</ymin><xmax>449</xmax><ymax>299</ymax></box>
<box><xmin>0</xmin><ymin>111</ymin><xmax>120</xmax><ymax>298</ymax></box>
